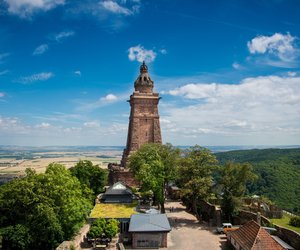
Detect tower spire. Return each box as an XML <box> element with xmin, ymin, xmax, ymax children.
<box><xmin>134</xmin><ymin>61</ymin><xmax>153</xmax><ymax>93</ymax></box>
<box><xmin>140</xmin><ymin>61</ymin><xmax>148</xmax><ymax>73</ymax></box>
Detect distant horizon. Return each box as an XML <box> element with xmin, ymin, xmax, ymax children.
<box><xmin>1</xmin><ymin>144</ymin><xmax>299</xmax><ymax>149</ymax></box>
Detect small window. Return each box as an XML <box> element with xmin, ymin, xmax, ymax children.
<box><xmin>144</xmin><ymin>76</ymin><xmax>147</xmax><ymax>81</ymax></box>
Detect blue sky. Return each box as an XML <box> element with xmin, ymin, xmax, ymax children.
<box><xmin>0</xmin><ymin>0</ymin><xmax>300</xmax><ymax>146</ymax></box>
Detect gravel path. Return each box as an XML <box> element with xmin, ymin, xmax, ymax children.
<box><xmin>165</xmin><ymin>201</ymin><xmax>227</xmax><ymax>250</ymax></box>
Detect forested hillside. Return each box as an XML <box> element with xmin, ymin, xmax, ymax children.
<box><xmin>215</xmin><ymin>148</ymin><xmax>300</xmax><ymax>213</ymax></box>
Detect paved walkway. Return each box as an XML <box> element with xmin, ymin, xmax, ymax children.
<box><xmin>165</xmin><ymin>201</ymin><xmax>227</xmax><ymax>250</ymax></box>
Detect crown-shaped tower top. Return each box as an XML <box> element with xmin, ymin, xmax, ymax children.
<box><xmin>134</xmin><ymin>61</ymin><xmax>154</xmax><ymax>93</ymax></box>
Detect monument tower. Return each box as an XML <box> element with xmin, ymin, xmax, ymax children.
<box><xmin>121</xmin><ymin>62</ymin><xmax>162</xmax><ymax>167</ymax></box>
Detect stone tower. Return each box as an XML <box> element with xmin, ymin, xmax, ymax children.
<box><xmin>121</xmin><ymin>62</ymin><xmax>162</xmax><ymax>167</ymax></box>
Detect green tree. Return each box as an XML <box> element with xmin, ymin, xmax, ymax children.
<box><xmin>219</xmin><ymin>161</ymin><xmax>257</xmax><ymax>222</ymax></box>
<box><xmin>290</xmin><ymin>216</ymin><xmax>300</xmax><ymax>227</ymax></box>
<box><xmin>0</xmin><ymin>164</ymin><xmax>93</xmax><ymax>249</ymax></box>
<box><xmin>104</xmin><ymin>219</ymin><xmax>119</xmax><ymax>239</ymax></box>
<box><xmin>87</xmin><ymin>218</ymin><xmax>106</xmax><ymax>239</ymax></box>
<box><xmin>87</xmin><ymin>218</ymin><xmax>119</xmax><ymax>239</ymax></box>
<box><xmin>42</xmin><ymin>163</ymin><xmax>93</xmax><ymax>238</ymax></box>
<box><xmin>178</xmin><ymin>145</ymin><xmax>217</xmax><ymax>219</ymax></box>
<box><xmin>215</xmin><ymin>148</ymin><xmax>300</xmax><ymax>212</ymax></box>
<box><xmin>69</xmin><ymin>160</ymin><xmax>108</xmax><ymax>195</ymax></box>
<box><xmin>128</xmin><ymin>143</ymin><xmax>180</xmax><ymax>213</ymax></box>
<box><xmin>1</xmin><ymin>224</ymin><xmax>32</xmax><ymax>250</ymax></box>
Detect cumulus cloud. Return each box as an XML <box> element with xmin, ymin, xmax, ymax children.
<box><xmin>33</xmin><ymin>44</ymin><xmax>48</xmax><ymax>55</ymax></box>
<box><xmin>54</xmin><ymin>31</ymin><xmax>75</xmax><ymax>42</ymax></box>
<box><xmin>101</xmin><ymin>94</ymin><xmax>118</xmax><ymax>102</ymax></box>
<box><xmin>128</xmin><ymin>45</ymin><xmax>157</xmax><ymax>63</ymax></box>
<box><xmin>162</xmin><ymin>75</ymin><xmax>300</xmax><ymax>145</ymax></box>
<box><xmin>247</xmin><ymin>33</ymin><xmax>299</xmax><ymax>63</ymax></box>
<box><xmin>16</xmin><ymin>72</ymin><xmax>54</xmax><ymax>84</ymax></box>
<box><xmin>3</xmin><ymin>0</ymin><xmax>65</xmax><ymax>18</ymax></box>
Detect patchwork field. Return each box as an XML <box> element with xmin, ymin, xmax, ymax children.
<box><xmin>0</xmin><ymin>146</ymin><xmax>123</xmax><ymax>184</ymax></box>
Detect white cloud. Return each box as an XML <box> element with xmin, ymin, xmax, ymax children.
<box><xmin>33</xmin><ymin>44</ymin><xmax>48</xmax><ymax>55</ymax></box>
<box><xmin>16</xmin><ymin>72</ymin><xmax>54</xmax><ymax>84</ymax></box>
<box><xmin>247</xmin><ymin>33</ymin><xmax>298</xmax><ymax>62</ymax></box>
<box><xmin>77</xmin><ymin>93</ymin><xmax>120</xmax><ymax>111</ymax></box>
<box><xmin>100</xmin><ymin>0</ymin><xmax>132</xmax><ymax>15</ymax></box>
<box><xmin>35</xmin><ymin>122</ymin><xmax>51</xmax><ymax>129</ymax></box>
<box><xmin>84</xmin><ymin>121</ymin><xmax>101</xmax><ymax>128</ymax></box>
<box><xmin>3</xmin><ymin>0</ymin><xmax>65</xmax><ymax>18</ymax></box>
<box><xmin>160</xmin><ymin>49</ymin><xmax>167</xmax><ymax>55</ymax></box>
<box><xmin>101</xmin><ymin>94</ymin><xmax>118</xmax><ymax>102</ymax></box>
<box><xmin>0</xmin><ymin>70</ymin><xmax>9</xmax><ymax>76</ymax></box>
<box><xmin>287</xmin><ymin>71</ymin><xmax>297</xmax><ymax>77</ymax></box>
<box><xmin>168</xmin><ymin>83</ymin><xmax>218</xmax><ymax>99</ymax></box>
<box><xmin>0</xmin><ymin>115</ymin><xmax>128</xmax><ymax>146</ymax></box>
<box><xmin>0</xmin><ymin>92</ymin><xmax>5</xmax><ymax>98</ymax></box>
<box><xmin>74</xmin><ymin>70</ymin><xmax>81</xmax><ymax>76</ymax></box>
<box><xmin>54</xmin><ymin>31</ymin><xmax>75</xmax><ymax>42</ymax></box>
<box><xmin>128</xmin><ymin>45</ymin><xmax>157</xmax><ymax>63</ymax></box>
<box><xmin>232</xmin><ymin>62</ymin><xmax>242</xmax><ymax>70</ymax></box>
<box><xmin>65</xmin><ymin>1</ymin><xmax>141</xmax><ymax>31</ymax></box>
<box><xmin>162</xmin><ymin>75</ymin><xmax>300</xmax><ymax>145</ymax></box>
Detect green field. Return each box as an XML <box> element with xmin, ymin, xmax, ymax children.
<box><xmin>270</xmin><ymin>214</ymin><xmax>300</xmax><ymax>234</ymax></box>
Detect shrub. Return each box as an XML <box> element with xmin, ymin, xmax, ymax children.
<box><xmin>289</xmin><ymin>216</ymin><xmax>300</xmax><ymax>227</ymax></box>
<box><xmin>87</xmin><ymin>218</ymin><xmax>119</xmax><ymax>239</ymax></box>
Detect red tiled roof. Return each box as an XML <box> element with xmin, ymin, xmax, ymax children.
<box><xmin>227</xmin><ymin>220</ymin><xmax>284</xmax><ymax>250</ymax></box>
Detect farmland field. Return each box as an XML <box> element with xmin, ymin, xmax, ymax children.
<box><xmin>0</xmin><ymin>146</ymin><xmax>123</xmax><ymax>184</ymax></box>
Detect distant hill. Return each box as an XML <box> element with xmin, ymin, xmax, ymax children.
<box><xmin>215</xmin><ymin>148</ymin><xmax>300</xmax><ymax>213</ymax></box>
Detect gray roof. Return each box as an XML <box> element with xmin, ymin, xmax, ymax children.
<box><xmin>129</xmin><ymin>214</ymin><xmax>171</xmax><ymax>232</ymax></box>
<box><xmin>104</xmin><ymin>182</ymin><xmax>132</xmax><ymax>196</ymax></box>
<box><xmin>272</xmin><ymin>236</ymin><xmax>295</xmax><ymax>250</ymax></box>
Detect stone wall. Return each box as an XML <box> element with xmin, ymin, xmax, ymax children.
<box><xmin>198</xmin><ymin>200</ymin><xmax>221</xmax><ymax>226</ymax></box>
<box><xmin>275</xmin><ymin>225</ymin><xmax>300</xmax><ymax>250</ymax></box>
<box><xmin>108</xmin><ymin>163</ymin><xmax>140</xmax><ymax>187</ymax></box>
<box><xmin>56</xmin><ymin>224</ymin><xmax>90</xmax><ymax>250</ymax></box>
<box><xmin>131</xmin><ymin>232</ymin><xmax>168</xmax><ymax>248</ymax></box>
<box><xmin>235</xmin><ymin>210</ymin><xmax>270</xmax><ymax>226</ymax></box>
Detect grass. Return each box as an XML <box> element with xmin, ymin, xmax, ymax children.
<box><xmin>270</xmin><ymin>214</ymin><xmax>300</xmax><ymax>234</ymax></box>
<box><xmin>90</xmin><ymin>202</ymin><xmax>139</xmax><ymax>219</ymax></box>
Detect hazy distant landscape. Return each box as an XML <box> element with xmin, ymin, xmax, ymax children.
<box><xmin>1</xmin><ymin>145</ymin><xmax>299</xmax><ymax>183</ymax></box>
<box><xmin>0</xmin><ymin>146</ymin><xmax>123</xmax><ymax>183</ymax></box>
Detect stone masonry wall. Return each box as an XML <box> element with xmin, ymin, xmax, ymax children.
<box><xmin>56</xmin><ymin>224</ymin><xmax>90</xmax><ymax>250</ymax></box>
